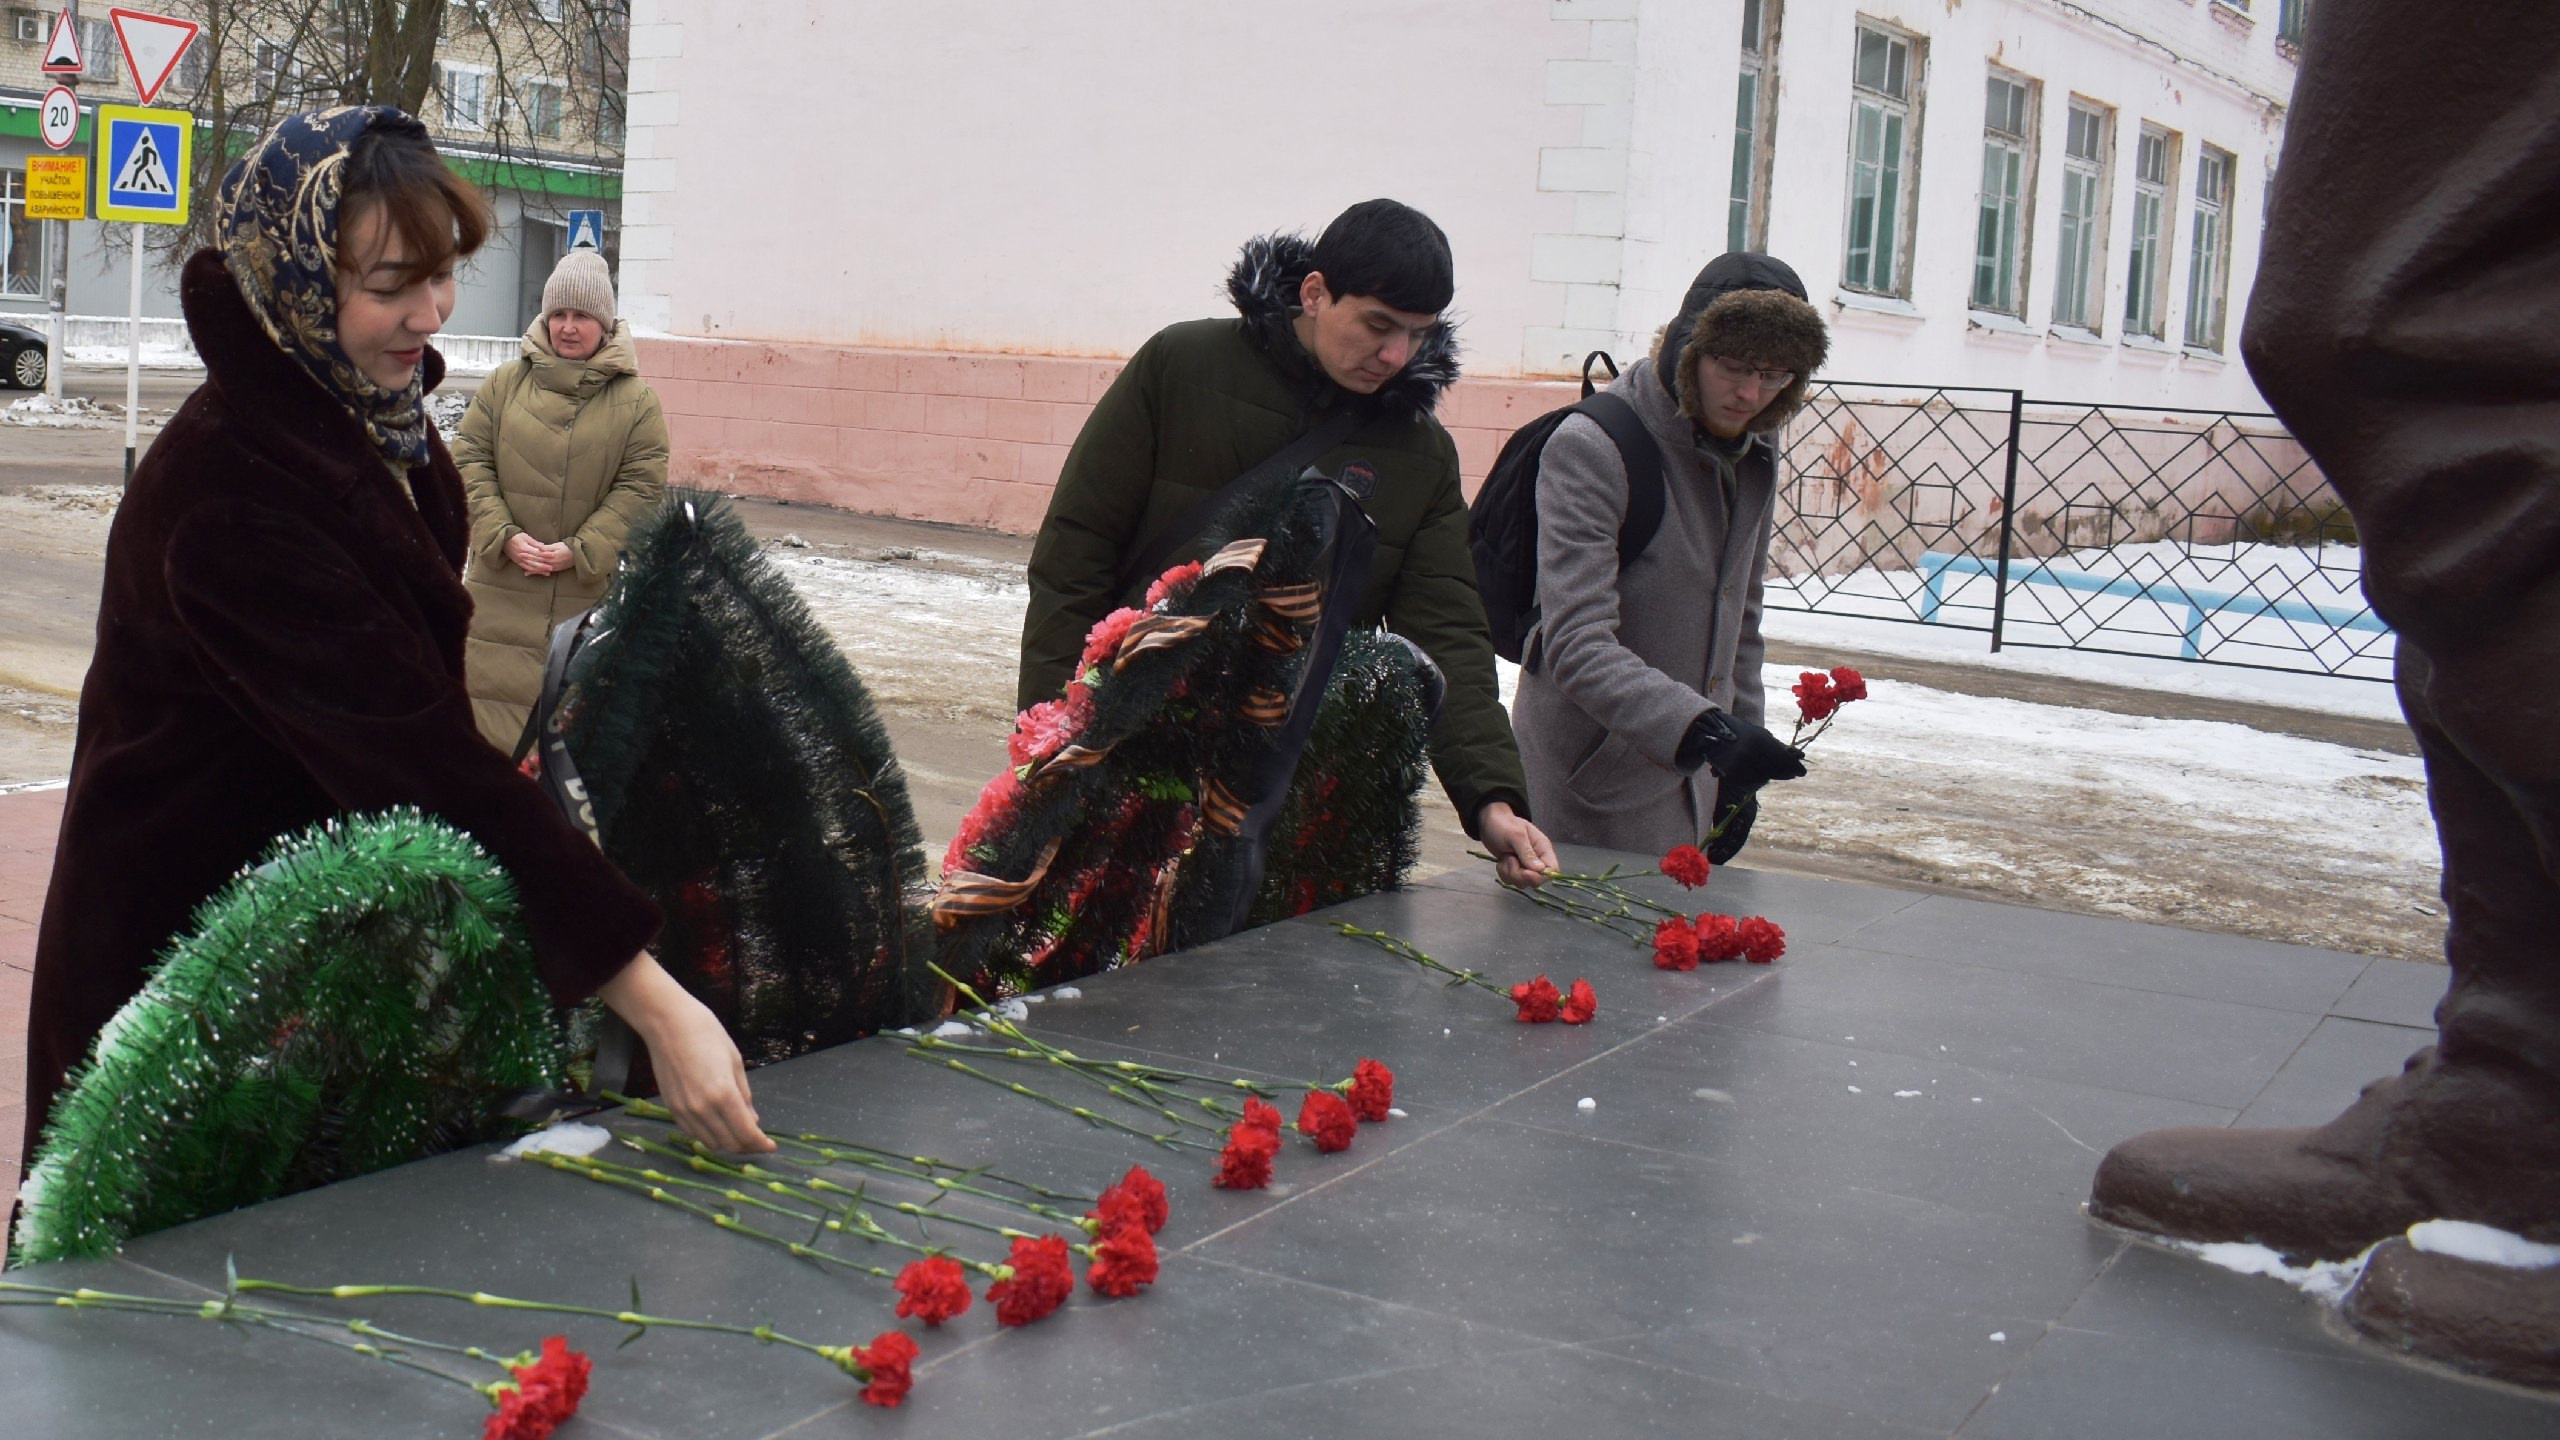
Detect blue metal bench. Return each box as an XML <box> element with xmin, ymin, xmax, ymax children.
<box><xmin>1918</xmin><ymin>551</ymin><xmax>2389</xmax><ymax>661</ymax></box>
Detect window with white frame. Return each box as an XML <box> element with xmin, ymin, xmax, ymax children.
<box><xmin>82</xmin><ymin>17</ymin><xmax>116</xmax><ymax>82</ymax></box>
<box><xmin>1728</xmin><ymin>0</ymin><xmax>1780</xmax><ymax>254</ymax></box>
<box><xmin>2184</xmin><ymin>145</ymin><xmax>2236</xmax><ymax>351</ymax></box>
<box><xmin>255</xmin><ymin>40</ymin><xmax>307</xmax><ymax>104</ymax></box>
<box><xmin>1842</xmin><ymin>21</ymin><xmax>1923</xmax><ymax>297</ymax></box>
<box><xmin>174</xmin><ymin>32</ymin><xmax>210</xmax><ymax>93</ymax></box>
<box><xmin>532</xmin><ymin>0</ymin><xmax>566</xmax><ymax>22</ymax></box>
<box><xmin>519</xmin><ymin>79</ymin><xmax>567</xmax><ymax>139</ymax></box>
<box><xmin>4</xmin><ymin>167</ymin><xmax>48</xmax><ymax>297</ymax></box>
<box><xmin>2052</xmin><ymin>100</ymin><xmax>2112</xmax><ymax>333</ymax></box>
<box><xmin>2124</xmin><ymin>124</ymin><xmax>2177</xmax><ymax>339</ymax></box>
<box><xmin>1971</xmin><ymin>70</ymin><xmax>2036</xmax><ymax>315</ymax></box>
<box><xmin>438</xmin><ymin>64</ymin><xmax>490</xmax><ymax>130</ymax></box>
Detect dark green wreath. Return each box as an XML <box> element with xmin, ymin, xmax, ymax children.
<box><xmin>11</xmin><ymin>811</ymin><xmax>563</xmax><ymax>1265</ymax></box>
<box><xmin>933</xmin><ymin>476</ymin><xmax>1431</xmax><ymax>996</ymax></box>
<box><xmin>553</xmin><ymin>489</ymin><xmax>933</xmax><ymax>1061</ymax></box>
<box><xmin>1244</xmin><ymin>629</ymin><xmax>1434</xmax><ymax>927</ymax></box>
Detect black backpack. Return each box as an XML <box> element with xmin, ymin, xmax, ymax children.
<box><xmin>1467</xmin><ymin>351</ymin><xmax>1667</xmax><ymax>664</ymax></box>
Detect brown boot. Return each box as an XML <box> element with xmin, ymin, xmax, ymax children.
<box><xmin>2342</xmin><ymin>1236</ymin><xmax>2560</xmax><ymax>1390</ymax></box>
<box><xmin>2090</xmin><ymin>648</ymin><xmax>2560</xmax><ymax>1262</ymax></box>
<box><xmin>2090</xmin><ymin>1047</ymin><xmax>2560</xmax><ymax>1261</ymax></box>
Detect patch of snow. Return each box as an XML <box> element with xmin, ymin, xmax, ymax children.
<box><xmin>2181</xmin><ymin>1240</ymin><xmax>2371</xmax><ymax>1304</ymax></box>
<box><xmin>1693</xmin><ymin>1088</ymin><xmax>1736</xmax><ymax>1104</ymax></box>
<box><xmin>1052</xmin><ymin>985</ymin><xmax>1082</xmax><ymax>1000</ymax></box>
<box><xmin>1575</xmin><ymin>1097</ymin><xmax>1597</xmax><ymax>1112</ymax></box>
<box><xmin>1386</xmin><ymin>1107</ymin><xmax>1408</xmax><ymax>1119</ymax></box>
<box><xmin>495</xmin><ymin>1122</ymin><xmax>613</xmax><ymax>1161</ymax></box>
<box><xmin>1893</xmin><ymin>1090</ymin><xmax>1924</xmax><ymax>1099</ymax></box>
<box><xmin>1987</xmin><ymin>1331</ymin><xmax>2006</xmax><ymax>1343</ymax></box>
<box><xmin>2407</xmin><ymin>1220</ymin><xmax>2560</xmax><ymax>1271</ymax></box>
<box><xmin>1846</xmin><ymin>1085</ymin><xmax>1863</xmax><ymax>1094</ymax></box>
<box><xmin>930</xmin><ymin>1020</ymin><xmax>974</xmax><ymax>1038</ymax></box>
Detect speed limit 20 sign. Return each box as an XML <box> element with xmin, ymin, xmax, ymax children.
<box><xmin>39</xmin><ymin>84</ymin><xmax>81</xmax><ymax>150</ymax></box>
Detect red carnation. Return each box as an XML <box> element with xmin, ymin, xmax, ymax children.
<box><xmin>941</xmin><ymin>765</ymin><xmax>1024</xmax><ymax>875</ymax></box>
<box><xmin>1241</xmin><ymin>1095</ymin><xmax>1284</xmax><ymax>1135</ymax></box>
<box><xmin>1213</xmin><ymin>1119</ymin><xmax>1280</xmax><ymax>1189</ymax></box>
<box><xmin>1560</xmin><ymin>977</ymin><xmax>1599</xmax><ymax>1025</ymax></box>
<box><xmin>1652</xmin><ymin>915</ymin><xmax>1700</xmax><ymax>971</ymax></box>
<box><xmin>989</xmin><ymin>1234</ymin><xmax>1077</xmax><ymax>1326</ymax></box>
<box><xmin>1345</xmin><ymin>1058</ymin><xmax>1396</xmax><ymax>1122</ymax></box>
<box><xmin>483</xmin><ymin>1336</ymin><xmax>591</xmax><ymax>1440</ymax></box>
<box><xmin>1145</xmin><ymin>560</ymin><xmax>1205</xmax><ymax>609</ymax></box>
<box><xmin>851</xmin><ymin>1330</ymin><xmax>921</xmax><ymax>1409</ymax></box>
<box><xmin>1739</xmin><ymin>916</ymin><xmax>1788</xmax><ymax>964</ymax></box>
<box><xmin>1090</xmin><ymin>1164</ymin><xmax>1171</xmax><ymax>1236</ymax></box>
<box><xmin>1828</xmin><ymin>666</ymin><xmax>1868</xmax><ymax>703</ymax></box>
<box><xmin>1694</xmin><ymin>912</ymin><xmax>1744</xmax><ymax>964</ymax></box>
<box><xmin>1007</xmin><ymin>696</ymin><xmax>1088</xmax><ymax>768</ymax></box>
<box><xmin>1794</xmin><ymin>670</ymin><xmax>1840</xmax><ymax>723</ymax></box>
<box><xmin>1510</xmin><ymin>974</ymin><xmax>1563</xmax><ymax>1024</ymax></box>
<box><xmin>1297</xmin><ymin>1090</ymin><xmax>1358</xmax><ymax>1153</ymax></box>
<box><xmin>1078</xmin><ymin>606</ymin><xmax>1146</xmax><ymax>673</ymax></box>
<box><xmin>1085</xmin><ymin>1221</ymin><xmax>1160</xmax><ymax>1298</ymax></box>
<box><xmin>1661</xmin><ymin>844</ymin><xmax>1713</xmax><ymax>889</ymax></box>
<box><xmin>892</xmin><ymin>1256</ymin><xmax>974</xmax><ymax>1327</ymax></box>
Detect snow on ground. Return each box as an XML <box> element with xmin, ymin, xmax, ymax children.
<box><xmin>767</xmin><ymin>547</ymin><xmax>1035</xmax><ymax>729</ymax></box>
<box><xmin>1762</xmin><ymin>537</ymin><xmax>2398</xmax><ymax>712</ymax></box>
<box><xmin>768</xmin><ymin>542</ymin><xmax>2442</xmax><ymax>960</ymax></box>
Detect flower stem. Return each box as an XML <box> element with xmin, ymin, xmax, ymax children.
<box><xmin>233</xmin><ymin>1275</ymin><xmax>854</xmax><ymax>1372</ymax></box>
<box><xmin>1334</xmin><ymin>923</ymin><xmax>1513</xmax><ymax>1000</ymax></box>
<box><xmin>527</xmin><ymin>1151</ymin><xmax>901</xmax><ymax>1283</ymax></box>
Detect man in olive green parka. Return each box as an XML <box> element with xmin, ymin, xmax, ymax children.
<box><xmin>1017</xmin><ymin>200</ymin><xmax>1557</xmax><ymax>886</ymax></box>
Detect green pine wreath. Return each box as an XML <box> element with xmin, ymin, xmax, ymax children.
<box><xmin>553</xmin><ymin>489</ymin><xmax>934</xmax><ymax>1058</ymax></box>
<box><xmin>11</xmin><ymin>811</ymin><xmax>564</xmax><ymax>1265</ymax></box>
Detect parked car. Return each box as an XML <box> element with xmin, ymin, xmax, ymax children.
<box><xmin>1</xmin><ymin>316</ymin><xmax>48</xmax><ymax>390</ymax></box>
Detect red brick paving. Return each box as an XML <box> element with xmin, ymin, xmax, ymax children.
<box><xmin>0</xmin><ymin>785</ymin><xmax>66</xmax><ymax>1212</ymax></box>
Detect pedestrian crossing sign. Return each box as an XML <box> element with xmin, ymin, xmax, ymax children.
<box><xmin>565</xmin><ymin>209</ymin><xmax>605</xmax><ymax>252</ymax></box>
<box><xmin>95</xmin><ymin>104</ymin><xmax>192</xmax><ymax>225</ymax></box>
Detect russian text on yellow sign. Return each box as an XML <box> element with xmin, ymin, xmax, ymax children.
<box><xmin>26</xmin><ymin>156</ymin><xmax>87</xmax><ymax>221</ymax></box>
<box><xmin>92</xmin><ymin>104</ymin><xmax>194</xmax><ymax>226</ymax></box>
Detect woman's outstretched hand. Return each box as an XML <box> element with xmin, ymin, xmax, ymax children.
<box><xmin>596</xmin><ymin>952</ymin><xmax>774</xmax><ymax>1152</ymax></box>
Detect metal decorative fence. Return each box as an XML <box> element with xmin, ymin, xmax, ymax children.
<box><xmin>1768</xmin><ymin>381</ymin><xmax>2390</xmax><ymax>680</ymax></box>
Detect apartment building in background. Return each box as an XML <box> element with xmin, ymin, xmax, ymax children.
<box><xmin>1</xmin><ymin>0</ymin><xmax>627</xmax><ymax>335</ymax></box>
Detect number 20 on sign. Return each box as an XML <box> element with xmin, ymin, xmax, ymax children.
<box><xmin>40</xmin><ymin>84</ymin><xmax>81</xmax><ymax>150</ymax></box>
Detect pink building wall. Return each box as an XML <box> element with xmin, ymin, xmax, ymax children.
<box><xmin>636</xmin><ymin>336</ymin><xmax>1580</xmax><ymax>535</ymax></box>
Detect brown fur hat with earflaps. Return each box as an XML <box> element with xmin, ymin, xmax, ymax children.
<box><xmin>1652</xmin><ymin>253</ymin><xmax>1830</xmax><ymax>437</ymax></box>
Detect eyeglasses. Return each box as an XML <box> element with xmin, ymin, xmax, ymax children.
<box><xmin>1708</xmin><ymin>356</ymin><xmax>1796</xmax><ymax>389</ymax></box>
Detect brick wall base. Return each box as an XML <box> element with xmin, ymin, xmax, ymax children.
<box><xmin>634</xmin><ymin>335</ymin><xmax>1580</xmax><ymax>535</ymax></box>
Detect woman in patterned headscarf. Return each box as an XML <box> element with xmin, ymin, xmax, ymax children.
<box><xmin>17</xmin><ymin>108</ymin><xmax>769</xmax><ymax>1166</ymax></box>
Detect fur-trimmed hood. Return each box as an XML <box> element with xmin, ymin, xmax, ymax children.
<box><xmin>1653</xmin><ymin>253</ymin><xmax>1828</xmax><ymax>436</ymax></box>
<box><xmin>1227</xmin><ymin>232</ymin><xmax>1461</xmax><ymax>420</ymax></box>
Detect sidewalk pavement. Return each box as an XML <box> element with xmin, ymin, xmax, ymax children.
<box><xmin>1</xmin><ymin>785</ymin><xmax>62</xmax><ymax>1206</ymax></box>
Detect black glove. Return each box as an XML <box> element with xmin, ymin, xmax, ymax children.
<box><xmin>1680</xmin><ymin>708</ymin><xmax>1806</xmax><ymax>795</ymax></box>
<box><xmin>1705</xmin><ymin>788</ymin><xmax>1759</xmax><ymax>864</ymax></box>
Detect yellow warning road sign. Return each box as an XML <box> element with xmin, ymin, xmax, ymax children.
<box><xmin>27</xmin><ymin>155</ymin><xmax>87</xmax><ymax>220</ymax></box>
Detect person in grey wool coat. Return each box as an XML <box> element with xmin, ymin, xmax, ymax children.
<box><xmin>1513</xmin><ymin>253</ymin><xmax>1830</xmax><ymax>858</ymax></box>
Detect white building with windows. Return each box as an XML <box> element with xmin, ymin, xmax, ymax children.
<box><xmin>615</xmin><ymin>0</ymin><xmax>2308</xmax><ymax>530</ymax></box>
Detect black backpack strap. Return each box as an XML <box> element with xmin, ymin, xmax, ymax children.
<box><xmin>1580</xmin><ymin>350</ymin><xmax>1619</xmax><ymax>399</ymax></box>
<box><xmin>1575</xmin><ymin>392</ymin><xmax>1667</xmax><ymax>566</ymax></box>
<box><xmin>1114</xmin><ymin>404</ymin><xmax>1367</xmax><ymax>601</ymax></box>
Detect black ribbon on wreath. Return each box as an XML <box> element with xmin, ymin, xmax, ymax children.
<box><xmin>1193</xmin><ymin>469</ymin><xmax>1379</xmax><ymax>939</ymax></box>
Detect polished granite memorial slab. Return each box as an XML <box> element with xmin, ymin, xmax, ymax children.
<box><xmin>0</xmin><ymin>847</ymin><xmax>2547</xmax><ymax>1438</ymax></box>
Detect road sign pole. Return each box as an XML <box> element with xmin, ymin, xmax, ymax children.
<box><xmin>45</xmin><ymin>0</ymin><xmax>78</xmax><ymax>402</ymax></box>
<box><xmin>124</xmin><ymin>222</ymin><xmax>141</xmax><ymax>485</ymax></box>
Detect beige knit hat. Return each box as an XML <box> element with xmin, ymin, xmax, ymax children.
<box><xmin>540</xmin><ymin>248</ymin><xmax>615</xmax><ymax>322</ymax></box>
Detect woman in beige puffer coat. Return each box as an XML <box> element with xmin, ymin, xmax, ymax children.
<box><xmin>455</xmin><ymin>249</ymin><xmax>667</xmax><ymax>751</ymax></box>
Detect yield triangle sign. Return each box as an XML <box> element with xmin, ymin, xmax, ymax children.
<box><xmin>40</xmin><ymin>7</ymin><xmax>82</xmax><ymax>73</ymax></box>
<box><xmin>108</xmin><ymin>8</ymin><xmax>200</xmax><ymax>106</ymax></box>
